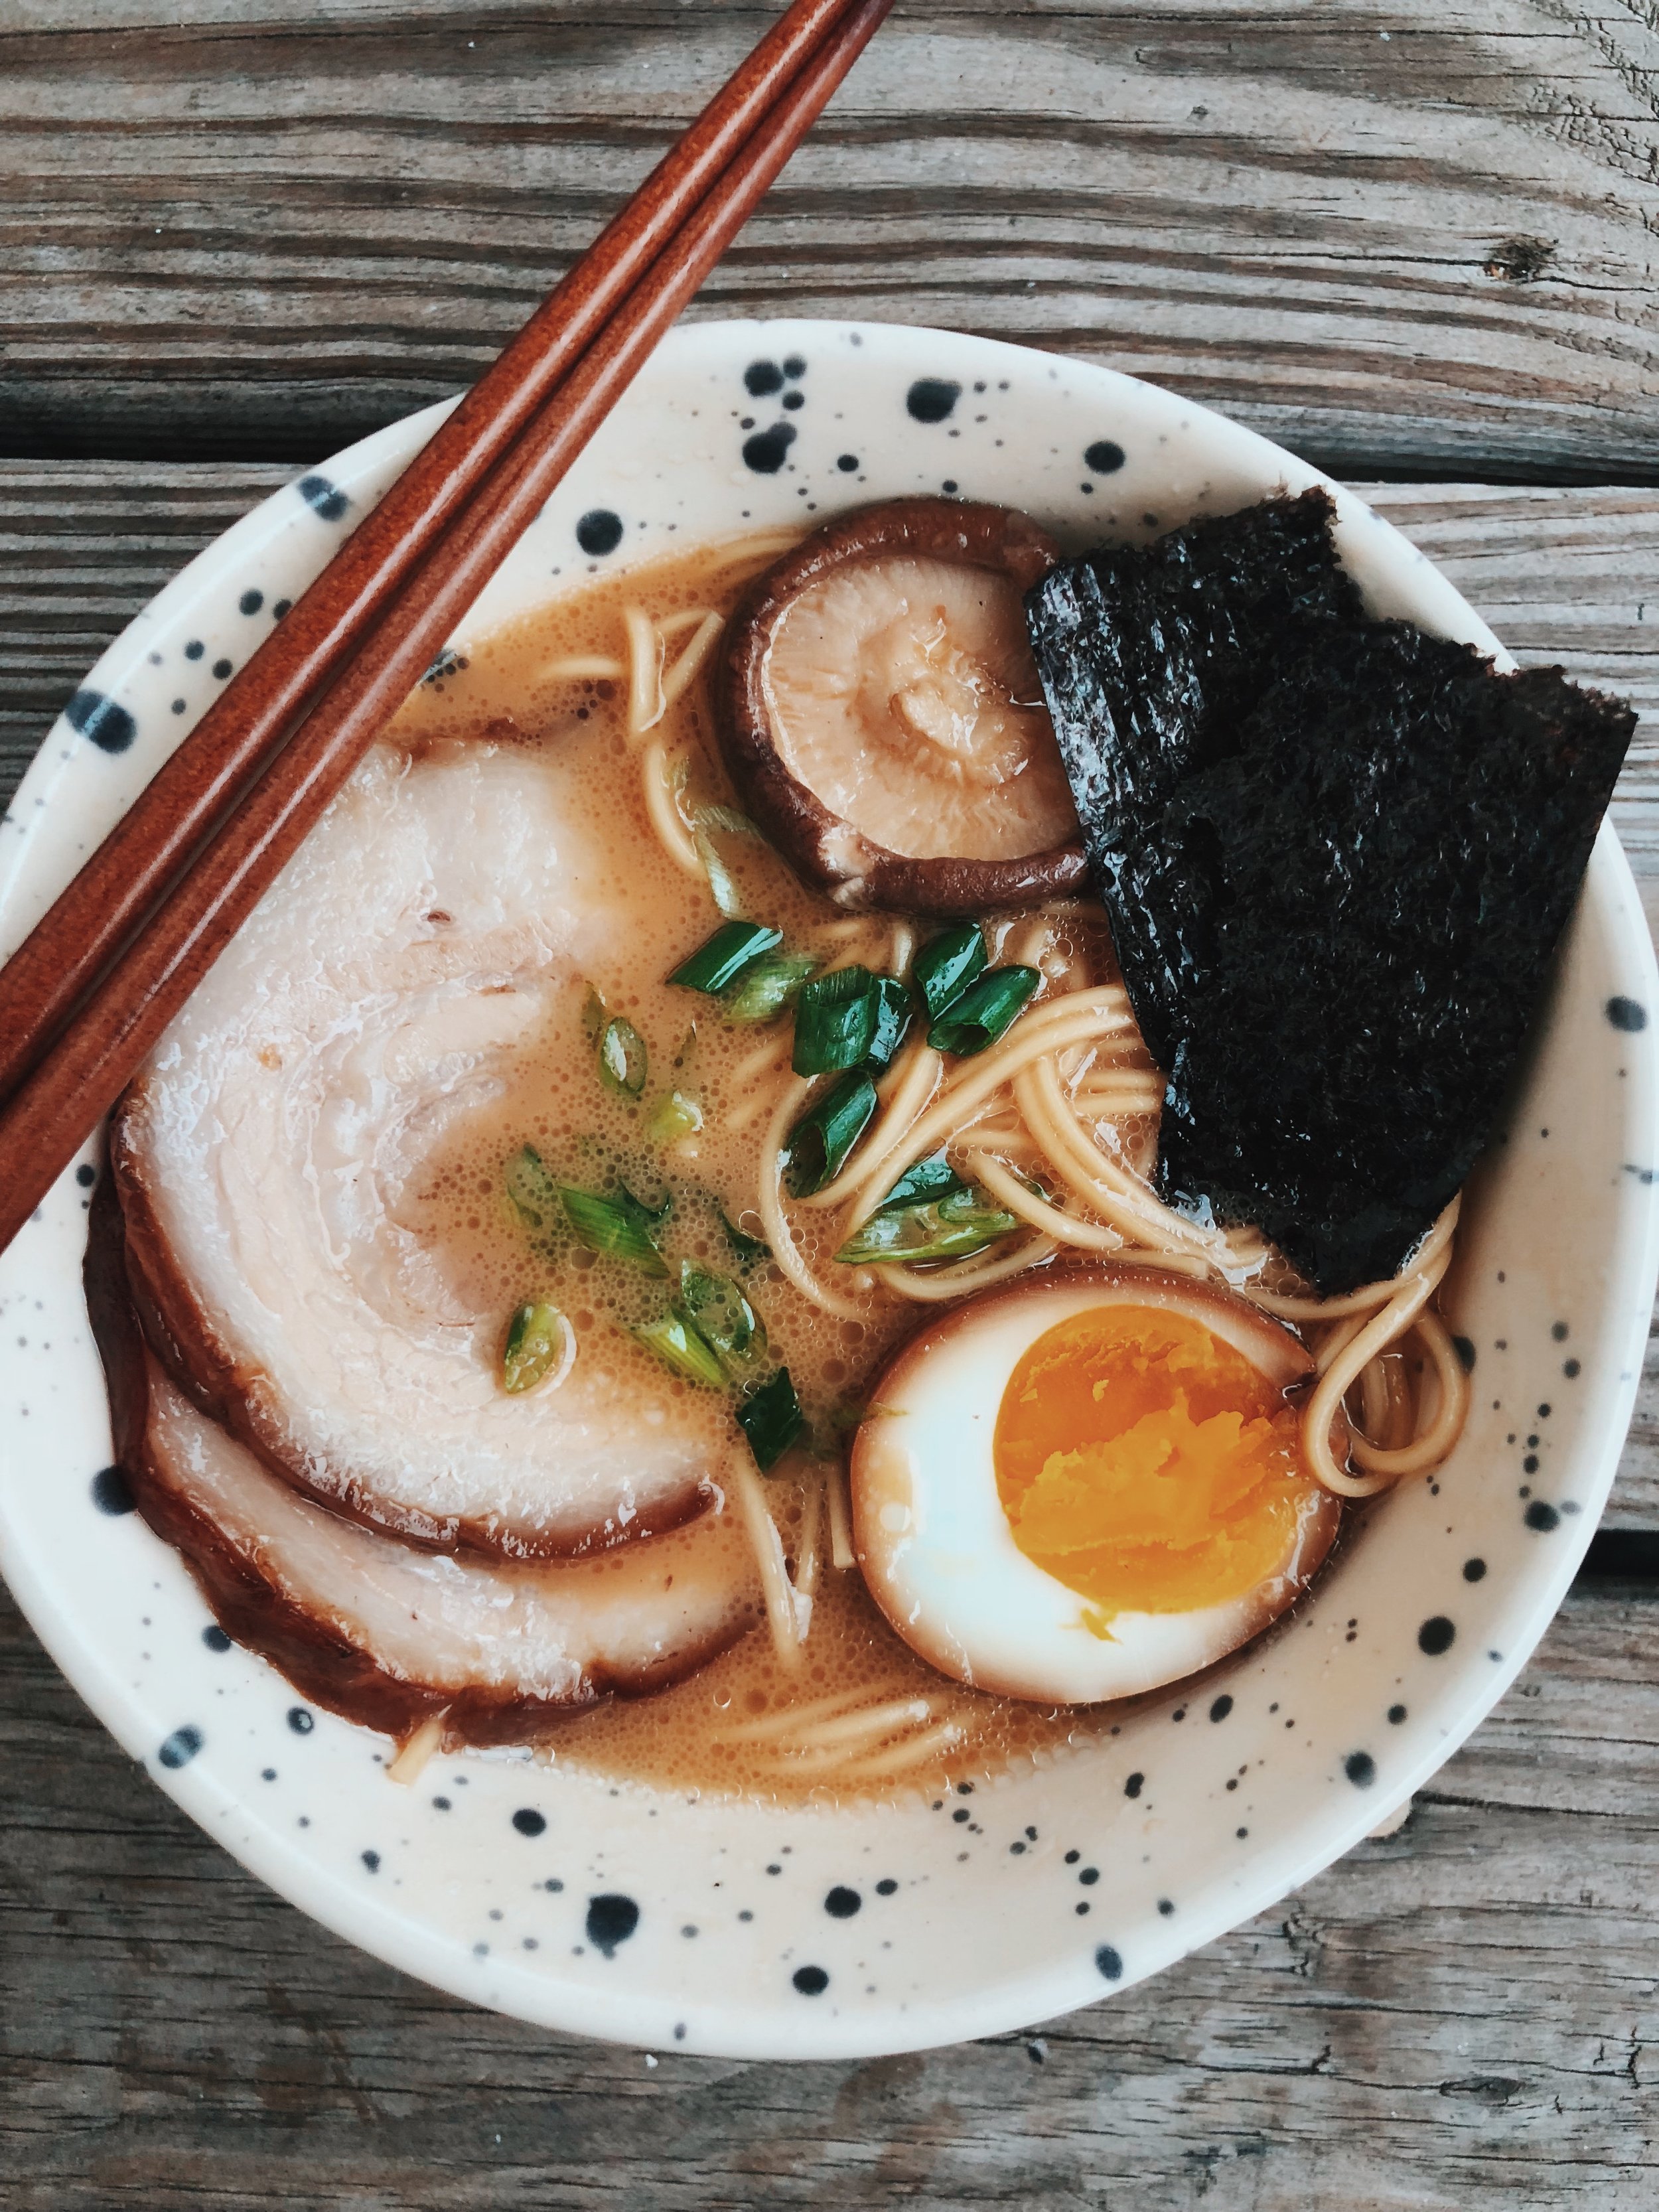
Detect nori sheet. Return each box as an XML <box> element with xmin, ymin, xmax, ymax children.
<box><xmin>1027</xmin><ymin>498</ymin><xmax>1634</xmax><ymax>1294</ymax></box>
<box><xmin>1027</xmin><ymin>489</ymin><xmax>1362</xmax><ymax>1067</ymax></box>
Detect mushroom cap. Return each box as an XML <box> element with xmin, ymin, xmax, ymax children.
<box><xmin>719</xmin><ymin>498</ymin><xmax>1087</xmax><ymax>913</ymax></box>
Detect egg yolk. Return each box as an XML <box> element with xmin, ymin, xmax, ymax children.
<box><xmin>993</xmin><ymin>1303</ymin><xmax>1318</xmax><ymax>1617</ymax></box>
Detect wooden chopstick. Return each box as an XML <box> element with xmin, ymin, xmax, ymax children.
<box><xmin>0</xmin><ymin>0</ymin><xmax>892</xmax><ymax>1258</ymax></box>
<box><xmin>0</xmin><ymin>0</ymin><xmax>873</xmax><ymax>1111</ymax></box>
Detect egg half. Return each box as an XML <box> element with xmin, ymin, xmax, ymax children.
<box><xmin>849</xmin><ymin>1266</ymin><xmax>1340</xmax><ymax>1704</ymax></box>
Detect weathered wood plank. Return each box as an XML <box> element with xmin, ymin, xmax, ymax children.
<box><xmin>8</xmin><ymin>463</ymin><xmax>1659</xmax><ymax>1526</ymax></box>
<box><xmin>2</xmin><ymin>1571</ymin><xmax>1654</xmax><ymax>2209</ymax></box>
<box><xmin>6</xmin><ymin>1</ymin><xmax>1659</xmax><ymax>477</ymax></box>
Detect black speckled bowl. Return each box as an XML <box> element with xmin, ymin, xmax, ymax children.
<box><xmin>2</xmin><ymin>321</ymin><xmax>1655</xmax><ymax>2059</ymax></box>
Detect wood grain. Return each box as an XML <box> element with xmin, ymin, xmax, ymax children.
<box><xmin>7</xmin><ymin>0</ymin><xmax>1659</xmax><ymax>479</ymax></box>
<box><xmin>3</xmin><ymin>1566</ymin><xmax>1654</xmax><ymax>2209</ymax></box>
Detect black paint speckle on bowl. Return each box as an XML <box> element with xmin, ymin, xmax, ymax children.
<box><xmin>1084</xmin><ymin>439</ymin><xmax>1126</xmax><ymax>474</ymax></box>
<box><xmin>1344</xmin><ymin>1750</ymin><xmax>1376</xmax><ymax>1787</ymax></box>
<box><xmin>1094</xmin><ymin>1945</ymin><xmax>1123</xmax><ymax>1982</ymax></box>
<box><xmin>906</xmin><ymin>378</ymin><xmax>961</xmax><ymax>424</ymax></box>
<box><xmin>297</xmin><ymin>473</ymin><xmax>350</xmax><ymax>523</ymax></box>
<box><xmin>793</xmin><ymin>1964</ymin><xmax>830</xmax><ymax>1996</ymax></box>
<box><xmin>1463</xmin><ymin>1558</ymin><xmax>1487</xmax><ymax>1582</ymax></box>
<box><xmin>1125</xmin><ymin>1772</ymin><xmax>1144</xmax><ymax>1799</ymax></box>
<box><xmin>825</xmin><ymin>1885</ymin><xmax>861</xmax><ymax>1919</ymax></box>
<box><xmin>1607</xmin><ymin>995</ymin><xmax>1647</xmax><ymax>1032</ymax></box>
<box><xmin>202</xmin><ymin>1624</ymin><xmax>232</xmax><ymax>1653</ymax></box>
<box><xmin>287</xmin><ymin>1706</ymin><xmax>315</xmax><ymax>1734</ymax></box>
<box><xmin>512</xmin><ymin>1807</ymin><xmax>547</xmax><ymax>1838</ymax></box>
<box><xmin>91</xmin><ymin>1465</ymin><xmax>135</xmax><ymax>1515</ymax></box>
<box><xmin>576</xmin><ymin>509</ymin><xmax>624</xmax><ymax>557</ymax></box>
<box><xmin>239</xmin><ymin>589</ymin><xmax>264</xmax><ymax>616</ymax></box>
<box><xmin>158</xmin><ymin>1724</ymin><xmax>202</xmax><ymax>1769</ymax></box>
<box><xmin>1526</xmin><ymin>1501</ymin><xmax>1561</xmax><ymax>1532</ymax></box>
<box><xmin>64</xmin><ymin>688</ymin><xmax>137</xmax><ymax>756</ymax></box>
<box><xmin>1209</xmin><ymin>1695</ymin><xmax>1233</xmax><ymax>1723</ymax></box>
<box><xmin>1388</xmin><ymin>1703</ymin><xmax>1407</xmax><ymax>1724</ymax></box>
<box><xmin>1418</xmin><ymin>1617</ymin><xmax>1457</xmax><ymax>1656</ymax></box>
<box><xmin>875</xmin><ymin>1878</ymin><xmax>898</xmax><ymax>1896</ymax></box>
<box><xmin>745</xmin><ymin>360</ymin><xmax>784</xmax><ymax>397</ymax></box>
<box><xmin>743</xmin><ymin>424</ymin><xmax>796</xmax><ymax>474</ymax></box>
<box><xmin>836</xmin><ymin>453</ymin><xmax>859</xmax><ymax>473</ymax></box>
<box><xmin>362</xmin><ymin>1849</ymin><xmax>380</xmax><ymax>1873</ymax></box>
<box><xmin>76</xmin><ymin>1164</ymin><xmax>97</xmax><ymax>1188</ymax></box>
<box><xmin>585</xmin><ymin>1893</ymin><xmax>640</xmax><ymax>1958</ymax></box>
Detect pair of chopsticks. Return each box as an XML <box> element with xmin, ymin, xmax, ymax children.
<box><xmin>0</xmin><ymin>0</ymin><xmax>891</xmax><ymax>1257</ymax></box>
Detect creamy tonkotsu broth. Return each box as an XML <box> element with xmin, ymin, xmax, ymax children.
<box><xmin>385</xmin><ymin>537</ymin><xmax>1124</xmax><ymax>1800</ymax></box>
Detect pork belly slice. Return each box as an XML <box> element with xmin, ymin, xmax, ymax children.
<box><xmin>89</xmin><ymin>1183</ymin><xmax>759</xmax><ymax>1742</ymax></box>
<box><xmin>113</xmin><ymin>739</ymin><xmax>729</xmax><ymax>1558</ymax></box>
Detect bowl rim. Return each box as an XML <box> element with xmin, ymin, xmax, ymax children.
<box><xmin>3</xmin><ymin>315</ymin><xmax>1656</xmax><ymax>2060</ymax></box>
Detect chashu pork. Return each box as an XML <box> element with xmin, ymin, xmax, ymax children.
<box><xmin>88</xmin><ymin>1182</ymin><xmax>759</xmax><ymax>1742</ymax></box>
<box><xmin>113</xmin><ymin>739</ymin><xmax>723</xmax><ymax>1557</ymax></box>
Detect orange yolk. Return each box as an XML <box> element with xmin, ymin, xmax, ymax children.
<box><xmin>993</xmin><ymin>1304</ymin><xmax>1318</xmax><ymax>1616</ymax></box>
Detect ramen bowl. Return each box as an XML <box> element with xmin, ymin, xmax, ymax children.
<box><xmin>1</xmin><ymin>321</ymin><xmax>1654</xmax><ymax>2060</ymax></box>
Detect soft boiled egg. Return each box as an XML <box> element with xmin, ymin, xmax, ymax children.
<box><xmin>849</xmin><ymin>1266</ymin><xmax>1340</xmax><ymax>1704</ymax></box>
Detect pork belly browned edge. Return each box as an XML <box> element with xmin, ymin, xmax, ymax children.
<box><xmin>83</xmin><ymin>1172</ymin><xmax>755</xmax><ymax>1750</ymax></box>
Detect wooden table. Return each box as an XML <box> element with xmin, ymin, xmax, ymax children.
<box><xmin>4</xmin><ymin>7</ymin><xmax>1658</xmax><ymax>2205</ymax></box>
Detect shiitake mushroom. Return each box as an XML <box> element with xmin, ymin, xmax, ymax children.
<box><xmin>717</xmin><ymin>498</ymin><xmax>1086</xmax><ymax>913</ymax></box>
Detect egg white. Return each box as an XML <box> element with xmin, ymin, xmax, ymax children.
<box><xmin>850</xmin><ymin>1268</ymin><xmax>1340</xmax><ymax>1705</ymax></box>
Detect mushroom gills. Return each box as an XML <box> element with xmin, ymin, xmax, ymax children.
<box><xmin>764</xmin><ymin>555</ymin><xmax>1076</xmax><ymax>863</ymax></box>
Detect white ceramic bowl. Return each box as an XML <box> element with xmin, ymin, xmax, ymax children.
<box><xmin>2</xmin><ymin>320</ymin><xmax>1655</xmax><ymax>2061</ymax></box>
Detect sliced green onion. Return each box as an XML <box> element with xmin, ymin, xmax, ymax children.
<box><xmin>912</xmin><ymin>923</ymin><xmax>986</xmax><ymax>1022</ymax></box>
<box><xmin>504</xmin><ymin>1143</ymin><xmax>562</xmax><ymax>1230</ymax></box>
<box><xmin>693</xmin><ymin>826</ymin><xmax>745</xmax><ymax>921</ymax></box>
<box><xmin>648</xmin><ymin>1088</ymin><xmax>703</xmax><ymax>1143</ymax></box>
<box><xmin>835</xmin><ymin>1184</ymin><xmax>1019</xmax><ymax>1266</ymax></box>
<box><xmin>633</xmin><ymin>1310</ymin><xmax>727</xmax><ymax>1390</ymax></box>
<box><xmin>502</xmin><ymin>1301</ymin><xmax>569</xmax><ymax>1394</ymax></box>
<box><xmin>725</xmin><ymin>952</ymin><xmax>817</xmax><ymax>1026</ymax></box>
<box><xmin>679</xmin><ymin>1261</ymin><xmax>766</xmax><ymax>1367</ymax></box>
<box><xmin>581</xmin><ymin>986</ymin><xmax>608</xmax><ymax>1041</ymax></box>
<box><xmin>559</xmin><ymin>1182</ymin><xmax>670</xmax><ymax>1275</ymax></box>
<box><xmin>874</xmin><ymin>1150</ymin><xmax>968</xmax><ymax>1214</ymax></box>
<box><xmin>926</xmin><ymin>965</ymin><xmax>1040</xmax><ymax>1056</ymax></box>
<box><xmin>784</xmin><ymin>1071</ymin><xmax>878</xmax><ymax>1197</ymax></box>
<box><xmin>668</xmin><ymin>920</ymin><xmax>782</xmax><ymax>995</ymax></box>
<box><xmin>737</xmin><ymin>1367</ymin><xmax>805</xmax><ymax>1471</ymax></box>
<box><xmin>792</xmin><ymin>964</ymin><xmax>881</xmax><ymax>1076</ymax></box>
<box><xmin>865</xmin><ymin>975</ymin><xmax>914</xmax><ymax>1072</ymax></box>
<box><xmin>721</xmin><ymin>1208</ymin><xmax>770</xmax><ymax>1264</ymax></box>
<box><xmin>599</xmin><ymin>1015</ymin><xmax>648</xmax><ymax>1098</ymax></box>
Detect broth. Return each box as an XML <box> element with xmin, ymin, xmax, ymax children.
<box><xmin>387</xmin><ymin>537</ymin><xmax>1116</xmax><ymax>1802</ymax></box>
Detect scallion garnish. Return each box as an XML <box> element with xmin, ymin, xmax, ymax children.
<box><xmin>721</xmin><ymin>1208</ymin><xmax>770</xmax><ymax>1264</ymax></box>
<box><xmin>865</xmin><ymin>974</ymin><xmax>914</xmax><ymax>1071</ymax></box>
<box><xmin>668</xmin><ymin>920</ymin><xmax>782</xmax><ymax>996</ymax></box>
<box><xmin>835</xmin><ymin>1184</ymin><xmax>1019</xmax><ymax>1266</ymax></box>
<box><xmin>792</xmin><ymin>964</ymin><xmax>882</xmax><ymax>1075</ymax></box>
<box><xmin>648</xmin><ymin>1088</ymin><xmax>703</xmax><ymax>1143</ymax></box>
<box><xmin>598</xmin><ymin>1015</ymin><xmax>648</xmax><ymax>1098</ymax></box>
<box><xmin>926</xmin><ymin>964</ymin><xmax>1040</xmax><ymax>1055</ymax></box>
<box><xmin>912</xmin><ymin>923</ymin><xmax>986</xmax><ymax>1022</ymax></box>
<box><xmin>559</xmin><ymin>1181</ymin><xmax>670</xmax><ymax>1274</ymax></box>
<box><xmin>784</xmin><ymin>1070</ymin><xmax>878</xmax><ymax>1197</ymax></box>
<box><xmin>633</xmin><ymin>1309</ymin><xmax>727</xmax><ymax>1390</ymax></box>
<box><xmin>873</xmin><ymin>1150</ymin><xmax>968</xmax><ymax>1213</ymax></box>
<box><xmin>737</xmin><ymin>1367</ymin><xmax>805</xmax><ymax>1471</ymax></box>
<box><xmin>725</xmin><ymin>952</ymin><xmax>817</xmax><ymax>1025</ymax></box>
<box><xmin>502</xmin><ymin>1301</ymin><xmax>569</xmax><ymax>1393</ymax></box>
<box><xmin>679</xmin><ymin>1261</ymin><xmax>766</xmax><ymax>1367</ymax></box>
<box><xmin>504</xmin><ymin>1144</ymin><xmax>561</xmax><ymax>1230</ymax></box>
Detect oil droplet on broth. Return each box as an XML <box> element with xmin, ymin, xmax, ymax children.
<box><xmin>388</xmin><ymin>536</ymin><xmax>1114</xmax><ymax>1805</ymax></box>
